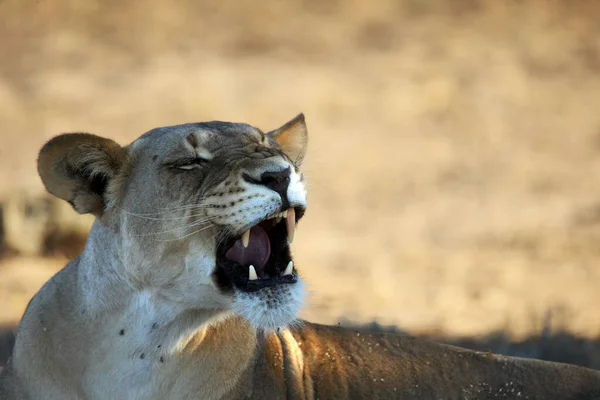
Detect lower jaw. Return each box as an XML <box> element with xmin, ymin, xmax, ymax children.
<box><xmin>230</xmin><ymin>280</ymin><xmax>305</xmax><ymax>331</ymax></box>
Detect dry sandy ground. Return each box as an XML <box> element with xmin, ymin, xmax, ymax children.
<box><xmin>1</xmin><ymin>0</ymin><xmax>600</xmax><ymax>366</ymax></box>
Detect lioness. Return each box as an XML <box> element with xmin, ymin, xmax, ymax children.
<box><xmin>1</xmin><ymin>115</ymin><xmax>599</xmax><ymax>399</ymax></box>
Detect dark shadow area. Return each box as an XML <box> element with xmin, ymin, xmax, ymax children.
<box><xmin>0</xmin><ymin>203</ymin><xmax>10</xmax><ymax>260</ymax></box>
<box><xmin>440</xmin><ymin>331</ymin><xmax>600</xmax><ymax>369</ymax></box>
<box><xmin>338</xmin><ymin>319</ymin><xmax>600</xmax><ymax>371</ymax></box>
<box><xmin>0</xmin><ymin>195</ymin><xmax>89</xmax><ymax>261</ymax></box>
<box><xmin>432</xmin><ymin>330</ymin><xmax>600</xmax><ymax>371</ymax></box>
<box><xmin>0</xmin><ymin>325</ymin><xmax>15</xmax><ymax>367</ymax></box>
<box><xmin>41</xmin><ymin>228</ymin><xmax>88</xmax><ymax>260</ymax></box>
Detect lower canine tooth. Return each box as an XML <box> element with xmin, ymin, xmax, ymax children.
<box><xmin>283</xmin><ymin>261</ymin><xmax>294</xmax><ymax>276</ymax></box>
<box><xmin>241</xmin><ymin>230</ymin><xmax>250</xmax><ymax>248</ymax></box>
<box><xmin>249</xmin><ymin>265</ymin><xmax>258</xmax><ymax>281</ymax></box>
<box><xmin>286</xmin><ymin>207</ymin><xmax>296</xmax><ymax>244</ymax></box>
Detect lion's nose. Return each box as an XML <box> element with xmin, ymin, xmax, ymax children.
<box><xmin>243</xmin><ymin>167</ymin><xmax>291</xmax><ymax>202</ymax></box>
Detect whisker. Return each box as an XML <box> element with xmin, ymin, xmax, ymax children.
<box><xmin>131</xmin><ymin>218</ymin><xmax>214</xmax><ymax>237</ymax></box>
<box><xmin>116</xmin><ymin>206</ymin><xmax>212</xmax><ymax>221</ymax></box>
<box><xmin>117</xmin><ymin>204</ymin><xmax>209</xmax><ymax>215</ymax></box>
<box><xmin>156</xmin><ymin>224</ymin><xmax>216</xmax><ymax>242</ymax></box>
<box><xmin>215</xmin><ymin>226</ymin><xmax>235</xmax><ymax>249</ymax></box>
<box><xmin>206</xmin><ymin>226</ymin><xmax>229</xmax><ymax>249</ymax></box>
<box><xmin>208</xmin><ymin>229</ymin><xmax>223</xmax><ymax>245</ymax></box>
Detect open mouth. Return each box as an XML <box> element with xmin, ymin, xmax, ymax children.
<box><xmin>214</xmin><ymin>207</ymin><xmax>304</xmax><ymax>293</ymax></box>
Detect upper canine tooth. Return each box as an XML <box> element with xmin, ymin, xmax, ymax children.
<box><xmin>286</xmin><ymin>207</ymin><xmax>296</xmax><ymax>244</ymax></box>
<box><xmin>249</xmin><ymin>265</ymin><xmax>258</xmax><ymax>281</ymax></box>
<box><xmin>283</xmin><ymin>210</ymin><xmax>288</xmax><ymax>218</ymax></box>
<box><xmin>283</xmin><ymin>261</ymin><xmax>294</xmax><ymax>276</ymax></box>
<box><xmin>241</xmin><ymin>230</ymin><xmax>250</xmax><ymax>248</ymax></box>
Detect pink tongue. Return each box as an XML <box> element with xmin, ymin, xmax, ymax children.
<box><xmin>225</xmin><ymin>225</ymin><xmax>271</xmax><ymax>269</ymax></box>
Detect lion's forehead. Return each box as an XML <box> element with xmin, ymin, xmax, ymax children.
<box><xmin>121</xmin><ymin>122</ymin><xmax>294</xmax><ymax>203</ymax></box>
<box><xmin>131</xmin><ymin>121</ymin><xmax>263</xmax><ymax>154</ymax></box>
<box><xmin>128</xmin><ymin>122</ymin><xmax>288</xmax><ymax>178</ymax></box>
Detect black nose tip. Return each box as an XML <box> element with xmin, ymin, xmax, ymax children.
<box><xmin>244</xmin><ymin>167</ymin><xmax>291</xmax><ymax>201</ymax></box>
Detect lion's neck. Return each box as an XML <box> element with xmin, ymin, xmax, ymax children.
<box><xmin>73</xmin><ymin>229</ymin><xmax>259</xmax><ymax>399</ymax></box>
<box><xmin>62</xmin><ymin>241</ymin><xmax>258</xmax><ymax>399</ymax></box>
<box><xmin>77</xmin><ymin>221</ymin><xmax>132</xmax><ymax>313</ymax></box>
<box><xmin>19</xmin><ymin>223</ymin><xmax>288</xmax><ymax>398</ymax></box>
<box><xmin>75</xmin><ymin>221</ymin><xmax>230</xmax><ymax>352</ymax></box>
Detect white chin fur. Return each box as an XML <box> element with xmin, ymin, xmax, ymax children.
<box><xmin>231</xmin><ymin>279</ymin><xmax>305</xmax><ymax>332</ymax></box>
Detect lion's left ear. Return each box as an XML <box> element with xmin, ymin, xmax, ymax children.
<box><xmin>37</xmin><ymin>133</ymin><xmax>127</xmax><ymax>218</ymax></box>
<box><xmin>266</xmin><ymin>113</ymin><xmax>308</xmax><ymax>166</ymax></box>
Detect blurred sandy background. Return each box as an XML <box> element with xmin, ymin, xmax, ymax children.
<box><xmin>1</xmin><ymin>0</ymin><xmax>600</xmax><ymax>368</ymax></box>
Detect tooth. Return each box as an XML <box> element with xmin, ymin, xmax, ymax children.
<box><xmin>283</xmin><ymin>210</ymin><xmax>288</xmax><ymax>218</ymax></box>
<box><xmin>286</xmin><ymin>207</ymin><xmax>295</xmax><ymax>244</ymax></box>
<box><xmin>241</xmin><ymin>230</ymin><xmax>250</xmax><ymax>248</ymax></box>
<box><xmin>283</xmin><ymin>261</ymin><xmax>294</xmax><ymax>276</ymax></box>
<box><xmin>249</xmin><ymin>265</ymin><xmax>258</xmax><ymax>281</ymax></box>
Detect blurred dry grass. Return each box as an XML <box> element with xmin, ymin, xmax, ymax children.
<box><xmin>1</xmin><ymin>0</ymin><xmax>600</xmax><ymax>367</ymax></box>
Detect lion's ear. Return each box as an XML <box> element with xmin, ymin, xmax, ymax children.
<box><xmin>37</xmin><ymin>133</ymin><xmax>126</xmax><ymax>217</ymax></box>
<box><xmin>267</xmin><ymin>113</ymin><xmax>308</xmax><ymax>166</ymax></box>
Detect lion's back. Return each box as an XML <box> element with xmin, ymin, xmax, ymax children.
<box><xmin>289</xmin><ymin>321</ymin><xmax>600</xmax><ymax>399</ymax></box>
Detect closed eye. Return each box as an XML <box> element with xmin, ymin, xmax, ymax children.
<box><xmin>174</xmin><ymin>158</ymin><xmax>207</xmax><ymax>170</ymax></box>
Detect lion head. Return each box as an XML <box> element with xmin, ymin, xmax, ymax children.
<box><xmin>37</xmin><ymin>114</ymin><xmax>308</xmax><ymax>331</ymax></box>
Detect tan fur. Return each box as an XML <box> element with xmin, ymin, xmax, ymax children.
<box><xmin>1</xmin><ymin>116</ymin><xmax>599</xmax><ymax>399</ymax></box>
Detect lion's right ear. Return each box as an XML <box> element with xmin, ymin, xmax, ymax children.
<box><xmin>267</xmin><ymin>113</ymin><xmax>308</xmax><ymax>166</ymax></box>
<box><xmin>37</xmin><ymin>133</ymin><xmax>126</xmax><ymax>218</ymax></box>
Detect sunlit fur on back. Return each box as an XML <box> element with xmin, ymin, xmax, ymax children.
<box><xmin>1</xmin><ymin>115</ymin><xmax>600</xmax><ymax>400</ymax></box>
